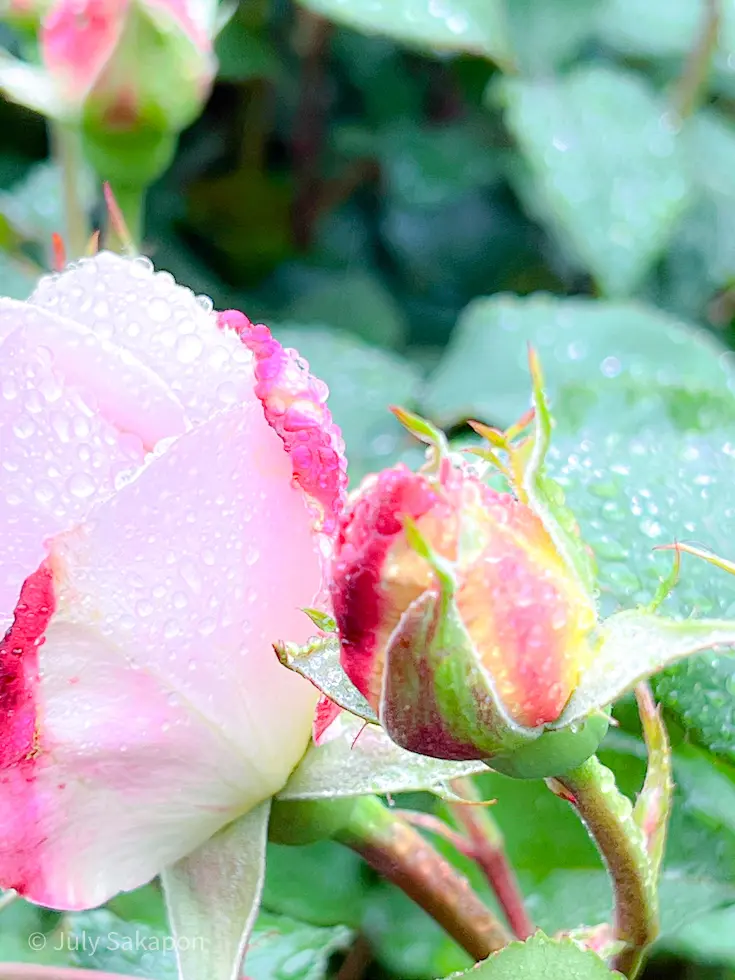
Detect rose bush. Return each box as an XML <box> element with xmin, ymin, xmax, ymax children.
<box><xmin>0</xmin><ymin>250</ymin><xmax>346</xmax><ymax>910</ymax></box>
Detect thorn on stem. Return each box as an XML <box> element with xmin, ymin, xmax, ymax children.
<box><xmin>51</xmin><ymin>232</ymin><xmax>66</xmax><ymax>271</ymax></box>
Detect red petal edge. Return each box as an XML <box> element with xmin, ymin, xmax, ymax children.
<box><xmin>0</xmin><ymin>562</ymin><xmax>55</xmax><ymax>895</ymax></box>
<box><xmin>313</xmin><ymin>694</ymin><xmax>342</xmax><ymax>745</ymax></box>
<box><xmin>331</xmin><ymin>465</ymin><xmax>439</xmax><ymax>704</ymax></box>
<box><xmin>217</xmin><ymin>311</ymin><xmax>348</xmax><ymax>537</ymax></box>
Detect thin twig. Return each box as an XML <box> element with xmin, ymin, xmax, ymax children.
<box><xmin>450</xmin><ymin>778</ymin><xmax>533</xmax><ymax>940</ymax></box>
<box><xmin>672</xmin><ymin>0</ymin><xmax>720</xmax><ymax>118</ymax></box>
<box><xmin>336</xmin><ymin>935</ymin><xmax>372</xmax><ymax>980</ymax></box>
<box><xmin>290</xmin><ymin>9</ymin><xmax>333</xmax><ymax>248</ymax></box>
<box><xmin>397</xmin><ymin>810</ymin><xmax>476</xmax><ymax>857</ymax></box>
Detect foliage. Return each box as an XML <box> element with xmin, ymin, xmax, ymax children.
<box><xmin>2</xmin><ymin>0</ymin><xmax>735</xmax><ymax>979</ymax></box>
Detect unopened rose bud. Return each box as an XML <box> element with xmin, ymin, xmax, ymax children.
<box><xmin>331</xmin><ymin>457</ymin><xmax>602</xmax><ymax>769</ymax></box>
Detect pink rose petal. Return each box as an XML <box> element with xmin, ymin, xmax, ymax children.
<box><xmin>1</xmin><ymin>404</ymin><xmax>320</xmax><ymax>908</ymax></box>
<box><xmin>31</xmin><ymin>253</ymin><xmax>256</xmax><ymax>425</ymax></box>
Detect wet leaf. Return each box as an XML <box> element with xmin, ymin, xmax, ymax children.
<box><xmin>496</xmin><ymin>67</ymin><xmax>692</xmax><ymax>296</ymax></box>
<box><xmin>293</xmin><ymin>0</ymin><xmax>514</xmax><ymax>66</ymax></box>
<box><xmin>61</xmin><ymin>906</ymin><xmax>349</xmax><ymax>979</ymax></box>
<box><xmin>596</xmin><ymin>0</ymin><xmax>735</xmax><ymax>63</ymax></box>
<box><xmin>547</xmin><ymin>428</ymin><xmax>735</xmax><ymax>761</ymax></box>
<box><xmin>423</xmin><ymin>293</ymin><xmax>732</xmax><ymax>428</ymax></box>
<box><xmin>446</xmin><ymin>934</ymin><xmax>616</xmax><ymax>978</ymax></box>
<box><xmin>505</xmin><ymin>0</ymin><xmax>602</xmax><ymax>73</ymax></box>
<box><xmin>279</xmin><ymin>712</ymin><xmax>486</xmax><ymax>801</ymax></box>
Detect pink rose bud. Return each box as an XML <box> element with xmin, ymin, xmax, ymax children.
<box><xmin>40</xmin><ymin>0</ymin><xmax>216</xmax><ymax>183</ymax></box>
<box><xmin>331</xmin><ymin>457</ymin><xmax>600</xmax><ymax>765</ymax></box>
<box><xmin>0</xmin><ymin>251</ymin><xmax>346</xmax><ymax>910</ymax></box>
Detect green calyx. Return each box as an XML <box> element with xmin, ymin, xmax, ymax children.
<box><xmin>487</xmin><ymin>712</ymin><xmax>610</xmax><ymax>780</ymax></box>
<box><xmin>81</xmin><ymin>117</ymin><xmax>178</xmax><ymax>190</ymax></box>
<box><xmin>268</xmin><ymin>798</ymin><xmax>361</xmax><ymax>846</ymax></box>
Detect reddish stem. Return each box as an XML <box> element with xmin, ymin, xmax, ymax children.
<box><xmin>336</xmin><ymin>796</ymin><xmax>511</xmax><ymax>960</ymax></box>
<box><xmin>450</xmin><ymin>779</ymin><xmax>533</xmax><ymax>941</ymax></box>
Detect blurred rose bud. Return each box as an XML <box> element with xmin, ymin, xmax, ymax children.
<box><xmin>43</xmin><ymin>0</ymin><xmax>215</xmax><ymax>123</ymax></box>
<box><xmin>331</xmin><ymin>456</ymin><xmax>603</xmax><ymax>769</ymax></box>
<box><xmin>40</xmin><ymin>0</ymin><xmax>216</xmax><ymax>183</ymax></box>
<box><xmin>0</xmin><ymin>251</ymin><xmax>346</xmax><ymax>910</ymax></box>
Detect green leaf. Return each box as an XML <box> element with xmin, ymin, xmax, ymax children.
<box><xmin>161</xmin><ymin>802</ymin><xmax>270</xmax><ymax>980</ymax></box>
<box><xmin>505</xmin><ymin>0</ymin><xmax>603</xmax><ymax>74</ymax></box>
<box><xmin>0</xmin><ymin>52</ymin><xmax>63</xmax><ymax>118</ymax></box>
<box><xmin>495</xmin><ymin>67</ymin><xmax>691</xmax><ymax>296</ymax></box>
<box><xmin>524</xmin><ymin>869</ymin><xmax>735</xmax><ymax>941</ymax></box>
<box><xmin>552</xmin><ymin>379</ymin><xmax>735</xmax><ymax>440</ymax></box>
<box><xmin>557</xmin><ymin>611</ymin><xmax>735</xmax><ymax>727</ymax></box>
<box><xmin>423</xmin><ymin>293</ymin><xmax>732</xmax><ymax>428</ymax></box>
<box><xmin>0</xmin><ymin>900</ymin><xmax>65</xmax><ymax>966</ymax></box>
<box><xmin>595</xmin><ymin>0</ymin><xmax>735</xmax><ymax>63</ymax></box>
<box><xmin>0</xmin><ymin>159</ymin><xmax>94</xmax><ymax>248</ymax></box>
<box><xmin>377</xmin><ymin>120</ymin><xmax>503</xmax><ymax>208</ymax></box>
<box><xmin>546</xmin><ymin>428</ymin><xmax>735</xmax><ymax>760</ymax></box>
<box><xmin>61</xmin><ymin>907</ymin><xmax>349</xmax><ymax>980</ymax></box>
<box><xmin>215</xmin><ymin>16</ymin><xmax>283</xmax><ymax>82</ymax></box>
<box><xmin>273</xmin><ymin>324</ymin><xmax>422</xmax><ymax>482</ymax></box>
<box><xmin>63</xmin><ymin>909</ymin><xmax>178</xmax><ymax>978</ymax></box>
<box><xmin>445</xmin><ymin>933</ymin><xmax>617</xmax><ymax>978</ymax></box>
<box><xmin>283</xmin><ymin>272</ymin><xmax>408</xmax><ymax>348</ymax></box>
<box><xmin>294</xmin><ymin>0</ymin><xmax>514</xmax><ymax>66</ymax></box>
<box><xmin>274</xmin><ymin>634</ymin><xmax>378</xmax><ymax>724</ymax></box>
<box><xmin>263</xmin><ymin>841</ymin><xmax>367</xmax><ymax>929</ymax></box>
<box><xmin>239</xmin><ymin>912</ymin><xmax>351</xmax><ymax>980</ymax></box>
<box><xmin>658</xmin><ymin>110</ymin><xmax>735</xmax><ymax>317</ymax></box>
<box><xmin>279</xmin><ymin>710</ymin><xmax>486</xmax><ymax>802</ymax></box>
<box><xmin>663</xmin><ymin>904</ymin><xmax>735</xmax><ymax>967</ymax></box>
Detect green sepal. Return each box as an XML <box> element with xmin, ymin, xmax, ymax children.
<box><xmin>81</xmin><ymin>120</ymin><xmax>178</xmax><ymax>191</ymax></box>
<box><xmin>632</xmin><ymin>685</ymin><xmax>673</xmax><ymax>880</ymax></box>
<box><xmin>278</xmin><ymin>712</ymin><xmax>486</xmax><ymax>803</ymax></box>
<box><xmin>391</xmin><ymin>405</ymin><xmax>449</xmax><ymax>455</ymax></box>
<box><xmin>521</xmin><ymin>348</ymin><xmax>598</xmax><ymax>602</ymax></box>
<box><xmin>383</xmin><ymin>517</ymin><xmax>534</xmax><ymax>760</ymax></box>
<box><xmin>302</xmin><ymin>607</ymin><xmax>337</xmax><ymax>633</ymax></box>
<box><xmin>380</xmin><ymin>590</ymin><xmax>533</xmax><ymax>760</ymax></box>
<box><xmin>556</xmin><ymin>610</ymin><xmax>735</xmax><ymax>728</ymax></box>
<box><xmin>274</xmin><ymin>634</ymin><xmax>378</xmax><ymax>725</ymax></box>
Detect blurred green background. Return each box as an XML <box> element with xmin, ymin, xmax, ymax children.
<box><xmin>4</xmin><ymin>1</ymin><xmax>735</xmax><ymax>978</ymax></box>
